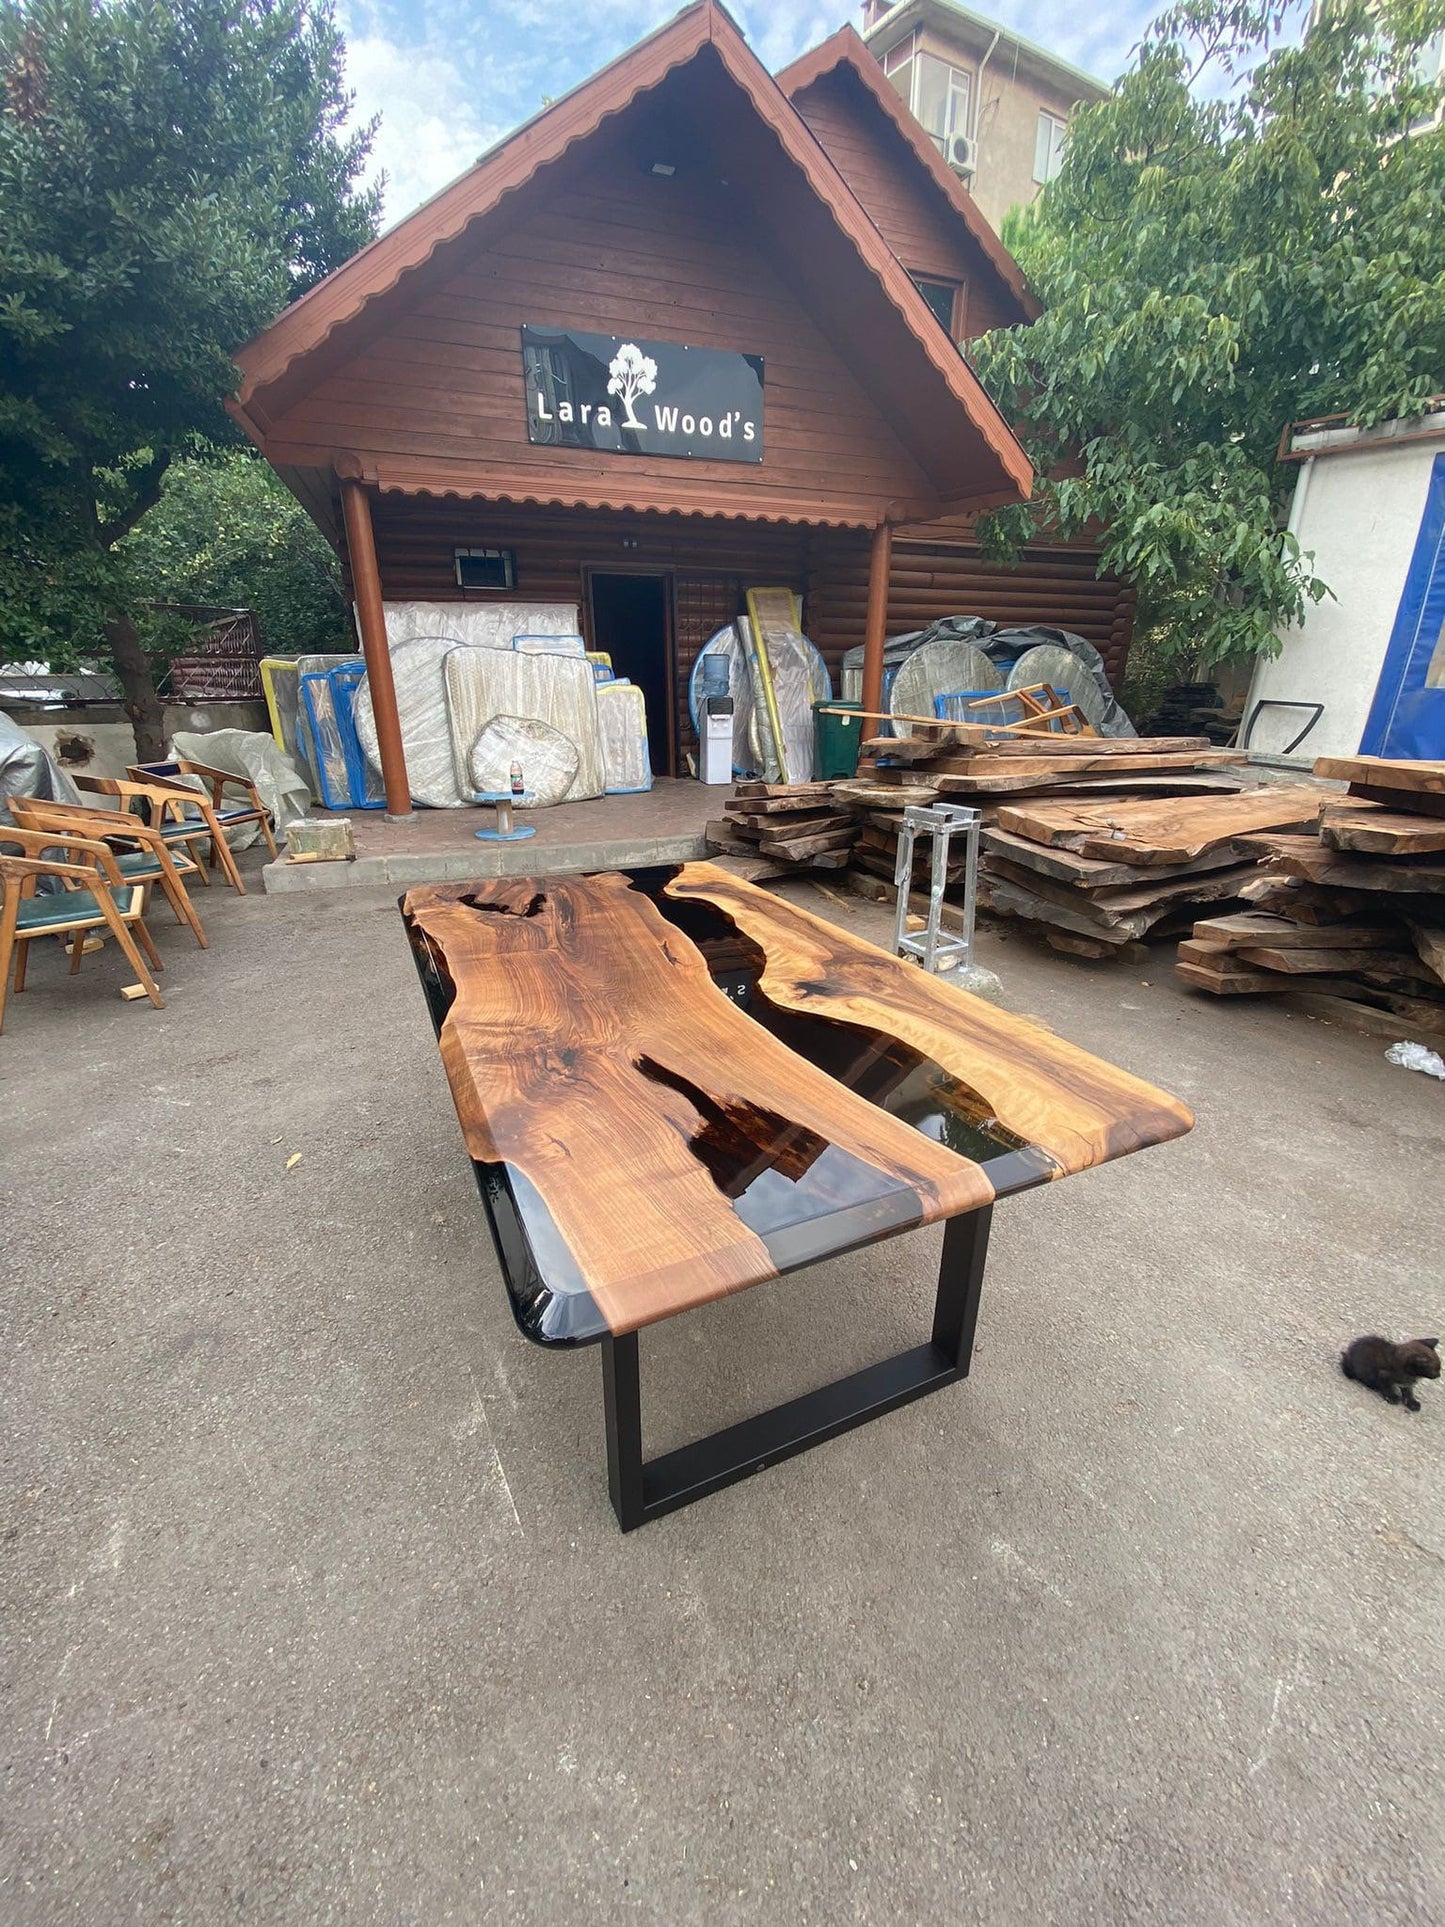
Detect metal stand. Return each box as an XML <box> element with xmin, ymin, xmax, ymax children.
<box><xmin>600</xmin><ymin>1204</ymin><xmax>992</xmax><ymax>1531</ymax></box>
<box><xmin>892</xmin><ymin>803</ymin><xmax>981</xmax><ymax>973</ymax></box>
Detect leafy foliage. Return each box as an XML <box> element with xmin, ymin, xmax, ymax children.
<box><xmin>0</xmin><ymin>0</ymin><xmax>377</xmax><ymax>681</ymax></box>
<box><xmin>123</xmin><ymin>447</ymin><xmax>349</xmax><ymax>659</ymax></box>
<box><xmin>975</xmin><ymin>0</ymin><xmax>1445</xmax><ymax>667</ymax></box>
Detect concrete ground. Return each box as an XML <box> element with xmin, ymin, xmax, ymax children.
<box><xmin>3</xmin><ymin>854</ymin><xmax>1443</xmax><ymax>1926</ymax></box>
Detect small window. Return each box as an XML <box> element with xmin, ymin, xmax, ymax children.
<box><xmin>454</xmin><ymin>548</ymin><xmax>516</xmax><ymax>590</ymax></box>
<box><xmin>909</xmin><ymin>274</ymin><xmax>959</xmax><ymax>337</ymax></box>
<box><xmin>1034</xmin><ymin>110</ymin><xmax>1067</xmax><ymax>185</ymax></box>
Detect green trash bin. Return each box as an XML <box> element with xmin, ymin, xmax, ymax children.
<box><xmin>813</xmin><ymin>700</ymin><xmax>863</xmax><ymax>780</ymax></box>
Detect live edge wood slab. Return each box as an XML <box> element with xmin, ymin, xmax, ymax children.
<box><xmin>402</xmin><ymin>862</ymin><xmax>1194</xmax><ymax>1529</ymax></box>
<box><xmin>402</xmin><ymin>863</ymin><xmax>1192</xmax><ymax>1338</ymax></box>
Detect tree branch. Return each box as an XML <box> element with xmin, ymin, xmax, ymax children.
<box><xmin>98</xmin><ymin>452</ymin><xmax>173</xmax><ymax>548</ymax></box>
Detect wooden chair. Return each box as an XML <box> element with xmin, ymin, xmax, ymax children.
<box><xmin>128</xmin><ymin>758</ymin><xmax>280</xmax><ymax>864</ymax></box>
<box><xmin>9</xmin><ymin>796</ymin><xmax>209</xmax><ymax>949</ymax></box>
<box><xmin>74</xmin><ymin>772</ymin><xmax>246</xmax><ymax>894</ymax></box>
<box><xmin>0</xmin><ymin>827</ymin><xmax>164</xmax><ymax>1032</ymax></box>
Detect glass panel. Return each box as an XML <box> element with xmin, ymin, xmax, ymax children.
<box><xmin>910</xmin><ymin>275</ymin><xmax>957</xmax><ymax>334</ymax></box>
<box><xmin>1034</xmin><ymin>111</ymin><xmax>1067</xmax><ymax>184</ymax></box>
<box><xmin>915</xmin><ymin>52</ymin><xmax>970</xmax><ymax>151</ymax></box>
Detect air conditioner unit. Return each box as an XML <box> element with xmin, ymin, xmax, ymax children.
<box><xmin>947</xmin><ymin>132</ymin><xmax>978</xmax><ymax>178</ymax></box>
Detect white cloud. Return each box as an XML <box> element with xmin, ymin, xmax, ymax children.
<box><xmin>342</xmin><ymin>31</ymin><xmax>509</xmax><ymax>226</ymax></box>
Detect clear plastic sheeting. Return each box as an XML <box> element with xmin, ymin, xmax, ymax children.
<box><xmin>996</xmin><ymin>628</ymin><xmax>1136</xmax><ymax>738</ymax></box>
<box><xmin>378</xmin><ymin>600</ymin><xmax>580</xmax><ymax>652</ymax></box>
<box><xmin>891</xmin><ymin>642</ymin><xmax>1003</xmax><ymax>737</ymax></box>
<box><xmin>168</xmin><ymin>728</ymin><xmax>310</xmax><ymax>833</ymax></box>
<box><xmin>469</xmin><ymin>716</ymin><xmax>580</xmax><ymax>808</ymax></box>
<box><xmin>0</xmin><ymin>710</ymin><xmax>82</xmax><ymax>820</ymax></box>
<box><xmin>300</xmin><ymin>672</ymin><xmax>350</xmax><ymax>808</ymax></box>
<box><xmin>1008</xmin><ymin>644</ymin><xmax>1109</xmax><ymax>732</ymax></box>
<box><xmin>596</xmin><ymin>681</ymin><xmax>653</xmax><ymax>793</ymax></box>
<box><xmin>443</xmin><ymin>646</ymin><xmax>605</xmax><ymax>803</ymax></box>
<box><xmin>691</xmin><ymin>626</ymin><xmax>757</xmax><ymax>778</ymax></box>
<box><xmin>352</xmin><ymin>634</ymin><xmax>467</xmax><ymax>808</ymax></box>
<box><xmin>513</xmin><ymin>633</ymin><xmax>586</xmax><ymax>656</ymax></box>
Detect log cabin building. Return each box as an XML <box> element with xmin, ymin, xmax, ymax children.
<box><xmin>230</xmin><ymin>5</ymin><xmax>1132</xmax><ymax>810</ymax></box>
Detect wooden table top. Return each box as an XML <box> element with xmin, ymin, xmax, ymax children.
<box><xmin>402</xmin><ymin>863</ymin><xmax>1193</xmax><ymax>1342</ymax></box>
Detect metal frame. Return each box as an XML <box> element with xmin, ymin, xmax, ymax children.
<box><xmin>892</xmin><ymin>801</ymin><xmax>981</xmax><ymax>974</ymax></box>
<box><xmin>600</xmin><ymin>1204</ymin><xmax>993</xmax><ymax>1531</ymax></box>
<box><xmin>1239</xmin><ymin>697</ymin><xmax>1324</xmax><ymax>756</ymax></box>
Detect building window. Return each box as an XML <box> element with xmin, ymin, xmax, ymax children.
<box><xmin>454</xmin><ymin>548</ymin><xmax>516</xmax><ymax>590</ymax></box>
<box><xmin>1034</xmin><ymin>110</ymin><xmax>1067</xmax><ymax>185</ymax></box>
<box><xmin>884</xmin><ymin>44</ymin><xmax>971</xmax><ymax>157</ymax></box>
<box><xmin>909</xmin><ymin>274</ymin><xmax>960</xmax><ymax>338</ymax></box>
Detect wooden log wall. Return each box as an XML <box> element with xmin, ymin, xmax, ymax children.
<box><xmin>805</xmin><ymin>532</ymin><xmax>1137</xmax><ymax>694</ymax></box>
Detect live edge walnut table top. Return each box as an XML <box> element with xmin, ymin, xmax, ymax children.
<box><xmin>401</xmin><ymin>863</ymin><xmax>1193</xmax><ymax>1347</ymax></box>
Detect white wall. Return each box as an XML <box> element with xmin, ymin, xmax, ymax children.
<box><xmin>1245</xmin><ymin>440</ymin><xmax>1440</xmax><ymax>759</ymax></box>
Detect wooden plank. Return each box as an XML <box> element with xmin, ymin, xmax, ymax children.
<box><xmin>758</xmin><ymin>826</ymin><xmax>857</xmax><ymax>858</ymax></box>
<box><xmin>986</xmin><ymin>856</ymin><xmax>1256</xmax><ymax>926</ymax></box>
<box><xmin>1232</xmin><ymin>945</ymin><xmax>1418</xmax><ymax>975</ymax></box>
<box><xmin>1281</xmin><ymin>988</ymin><xmax>1445</xmax><ymax>1041</ymax></box>
<box><xmin>1313</xmin><ymin>755</ymin><xmax>1445</xmax><ymax>795</ymax></box>
<box><xmin>1175</xmin><ymin>959</ymin><xmax>1280</xmax><ymax>995</ymax></box>
<box><xmin>1318</xmin><ymin>804</ymin><xmax>1445</xmax><ymax>856</ymax></box>
<box><xmin>983</xmin><ymin>827</ymin><xmax>1249</xmax><ymax>890</ymax></box>
<box><xmin>1191</xmin><ymin>911</ymin><xmax>1403</xmax><ymax>951</ymax></box>
<box><xmin>1408</xmin><ymin>922</ymin><xmax>1445</xmax><ymax>985</ymax></box>
<box><xmin>1256</xmin><ymin>839</ymin><xmax>1445</xmax><ymax>895</ymax></box>
<box><xmin>1347</xmin><ymin>783</ymin><xmax>1445</xmax><ymax>818</ymax></box>
<box><xmin>997</xmin><ymin>787</ymin><xmax>1336</xmax><ymax>864</ymax></box>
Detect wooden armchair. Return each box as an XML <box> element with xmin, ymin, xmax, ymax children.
<box><xmin>75</xmin><ymin>772</ymin><xmax>246</xmax><ymax>894</ymax></box>
<box><xmin>8</xmin><ymin>796</ymin><xmax>208</xmax><ymax>949</ymax></box>
<box><xmin>0</xmin><ymin>826</ymin><xmax>164</xmax><ymax>1032</ymax></box>
<box><xmin>128</xmin><ymin>758</ymin><xmax>279</xmax><ymax>863</ymax></box>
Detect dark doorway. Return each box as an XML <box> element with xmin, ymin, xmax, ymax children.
<box><xmin>588</xmin><ymin>572</ymin><xmax>673</xmax><ymax>776</ymax></box>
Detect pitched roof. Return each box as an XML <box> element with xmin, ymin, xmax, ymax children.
<box><xmin>776</xmin><ymin>24</ymin><xmax>1038</xmax><ymax>322</ymax></box>
<box><xmin>231</xmin><ymin>1</ymin><xmax>1030</xmax><ymax>522</ymax></box>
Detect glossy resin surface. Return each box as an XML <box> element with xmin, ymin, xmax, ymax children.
<box><xmin>402</xmin><ymin>863</ymin><xmax>1192</xmax><ymax>1344</ymax></box>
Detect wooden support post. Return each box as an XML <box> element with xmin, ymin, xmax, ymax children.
<box><xmin>860</xmin><ymin>521</ymin><xmax>893</xmax><ymax>725</ymax></box>
<box><xmin>340</xmin><ymin>475</ymin><xmax>413</xmax><ymax>820</ymax></box>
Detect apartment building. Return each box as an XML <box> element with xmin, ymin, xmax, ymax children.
<box><xmin>862</xmin><ymin>0</ymin><xmax>1110</xmax><ymax>230</ymax></box>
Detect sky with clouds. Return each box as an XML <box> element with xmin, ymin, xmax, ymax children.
<box><xmin>337</xmin><ymin>0</ymin><xmax>1161</xmax><ymax>229</ymax></box>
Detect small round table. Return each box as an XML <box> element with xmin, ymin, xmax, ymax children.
<box><xmin>473</xmin><ymin>791</ymin><xmax>536</xmax><ymax>841</ymax></box>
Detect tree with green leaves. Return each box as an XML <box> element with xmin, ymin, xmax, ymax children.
<box><xmin>122</xmin><ymin>448</ymin><xmax>350</xmax><ymax>660</ymax></box>
<box><xmin>975</xmin><ymin>0</ymin><xmax>1445</xmax><ymax>676</ymax></box>
<box><xmin>0</xmin><ymin>0</ymin><xmax>378</xmax><ymax>754</ymax></box>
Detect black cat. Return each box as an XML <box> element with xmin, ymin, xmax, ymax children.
<box><xmin>1341</xmin><ymin>1335</ymin><xmax>1440</xmax><ymax>1412</ymax></box>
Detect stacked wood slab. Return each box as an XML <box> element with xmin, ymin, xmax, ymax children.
<box><xmin>834</xmin><ymin>725</ymin><xmax>1324</xmax><ymax>957</ymax></box>
<box><xmin>1176</xmin><ymin>756</ymin><xmax>1445</xmax><ymax>1036</ymax></box>
<box><xmin>977</xmin><ymin>785</ymin><xmax>1337</xmax><ymax>956</ymax></box>
<box><xmin>706</xmin><ymin>782</ymin><xmax>859</xmax><ymax>873</ymax></box>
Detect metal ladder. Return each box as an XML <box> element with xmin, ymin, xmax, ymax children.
<box><xmin>891</xmin><ymin>802</ymin><xmax>982</xmax><ymax>974</ymax></box>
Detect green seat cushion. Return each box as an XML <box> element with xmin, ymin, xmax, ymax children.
<box><xmin>16</xmin><ymin>887</ymin><xmax>137</xmax><ymax>932</ymax></box>
<box><xmin>111</xmin><ymin>850</ymin><xmax>192</xmax><ymax>880</ymax></box>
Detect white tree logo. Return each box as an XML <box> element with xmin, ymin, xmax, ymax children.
<box><xmin>606</xmin><ymin>342</ymin><xmax>658</xmax><ymax>430</ymax></box>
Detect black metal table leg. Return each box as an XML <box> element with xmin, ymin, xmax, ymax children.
<box><xmin>601</xmin><ymin>1332</ymin><xmax>645</xmax><ymax>1532</ymax></box>
<box><xmin>932</xmin><ymin>1201</ymin><xmax>993</xmax><ymax>1372</ymax></box>
<box><xmin>599</xmin><ymin>1204</ymin><xmax>995</xmax><ymax>1531</ymax></box>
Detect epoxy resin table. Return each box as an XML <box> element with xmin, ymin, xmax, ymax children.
<box><xmin>402</xmin><ymin>864</ymin><xmax>1193</xmax><ymax>1530</ymax></box>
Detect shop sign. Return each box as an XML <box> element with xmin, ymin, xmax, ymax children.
<box><xmin>522</xmin><ymin>326</ymin><xmax>764</xmax><ymax>463</ymax></box>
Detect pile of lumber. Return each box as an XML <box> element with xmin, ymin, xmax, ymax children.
<box><xmin>706</xmin><ymin>781</ymin><xmax>858</xmax><ymax>874</ymax></box>
<box><xmin>1176</xmin><ymin>755</ymin><xmax>1445</xmax><ymax>1036</ymax></box>
<box><xmin>973</xmin><ymin>785</ymin><xmax>1337</xmax><ymax>957</ymax></box>
<box><xmin>836</xmin><ymin>732</ymin><xmax>1252</xmax><ymax>919</ymax></box>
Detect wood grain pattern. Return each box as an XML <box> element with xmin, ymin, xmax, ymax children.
<box><xmin>666</xmin><ymin>863</ymin><xmax>1193</xmax><ymax>1170</ymax></box>
<box><xmin>1313</xmin><ymin>755</ymin><xmax>1445</xmax><ymax>795</ymax></box>
<box><xmin>1318</xmin><ymin>804</ymin><xmax>1445</xmax><ymax>856</ymax></box>
<box><xmin>406</xmin><ymin>871</ymin><xmax>996</xmax><ymax>1334</ymax></box>
<box><xmin>408</xmin><ymin>863</ymin><xmax>1191</xmax><ymax>1335</ymax></box>
<box><xmin>997</xmin><ymin>788</ymin><xmax>1337</xmax><ymax>865</ymax></box>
